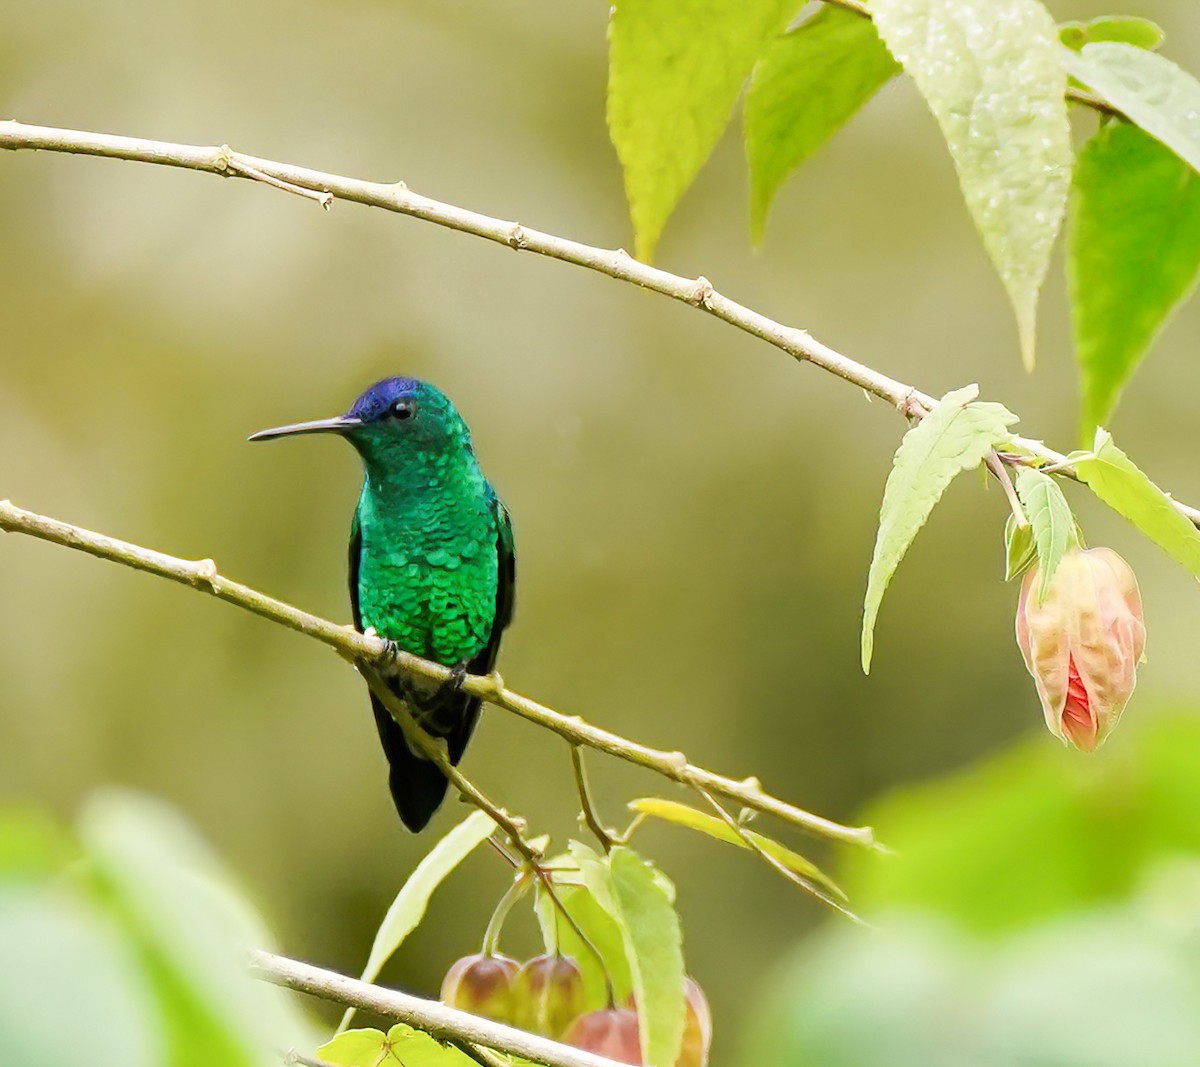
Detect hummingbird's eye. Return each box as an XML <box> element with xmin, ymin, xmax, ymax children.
<box><xmin>391</xmin><ymin>399</ymin><xmax>415</xmax><ymax>421</ymax></box>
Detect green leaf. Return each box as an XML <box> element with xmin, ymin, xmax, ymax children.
<box><xmin>1059</xmin><ymin>17</ymin><xmax>1164</xmax><ymax>54</ymax></box>
<box><xmin>1004</xmin><ymin>516</ymin><xmax>1036</xmax><ymax>582</ymax></box>
<box><xmin>861</xmin><ymin>386</ymin><xmax>1018</xmax><ymax>672</ymax></box>
<box><xmin>1014</xmin><ymin>469</ymin><xmax>1076</xmax><ymax>601</ymax></box>
<box><xmin>1071</xmin><ymin>429</ymin><xmax>1200</xmax><ymax>577</ymax></box>
<box><xmin>627</xmin><ymin>798</ymin><xmax>844</xmax><ymax>899</ymax></box>
<box><xmin>320</xmin><ymin>1025</ymin><xmax>475</xmax><ymax>1067</ymax></box>
<box><xmin>607</xmin><ymin>0</ymin><xmax>798</xmax><ymax>261</ymax></box>
<box><xmin>1082</xmin><ymin>16</ymin><xmax>1164</xmax><ymax>51</ymax></box>
<box><xmin>0</xmin><ymin>807</ymin><xmax>73</xmax><ymax>883</ymax></box>
<box><xmin>0</xmin><ymin>888</ymin><xmax>162</xmax><ymax>1067</ymax></box>
<box><xmin>842</xmin><ymin>715</ymin><xmax>1200</xmax><ymax>935</ymax></box>
<box><xmin>79</xmin><ymin>790</ymin><xmax>318</xmax><ymax>1067</ymax></box>
<box><xmin>745</xmin><ymin>7</ymin><xmax>898</xmax><ymax>240</ymax></box>
<box><xmin>606</xmin><ymin>847</ymin><xmax>685</xmax><ymax>1067</ymax></box>
<box><xmin>871</xmin><ymin>0</ymin><xmax>1072</xmax><ymax>368</ymax></box>
<box><xmin>318</xmin><ymin>1028</ymin><xmax>390</xmax><ymax>1066</ymax></box>
<box><xmin>1063</xmin><ymin>43</ymin><xmax>1200</xmax><ymax>175</ymax></box>
<box><xmin>1069</xmin><ymin>121</ymin><xmax>1200</xmax><ymax>438</ymax></box>
<box><xmin>340</xmin><ymin>811</ymin><xmax>493</xmax><ymax>1031</ymax></box>
<box><xmin>534</xmin><ymin>878</ymin><xmax>633</xmax><ymax>1009</ymax></box>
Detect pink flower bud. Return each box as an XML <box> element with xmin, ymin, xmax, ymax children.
<box><xmin>1015</xmin><ymin>547</ymin><xmax>1145</xmax><ymax>752</ymax></box>
<box><xmin>563</xmin><ymin>1009</ymin><xmax>642</xmax><ymax>1065</ymax></box>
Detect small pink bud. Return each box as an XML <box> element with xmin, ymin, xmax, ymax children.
<box><xmin>440</xmin><ymin>953</ymin><xmax>519</xmax><ymax>1024</ymax></box>
<box><xmin>563</xmin><ymin>1009</ymin><xmax>642</xmax><ymax>1065</ymax></box>
<box><xmin>1015</xmin><ymin>547</ymin><xmax>1145</xmax><ymax>752</ymax></box>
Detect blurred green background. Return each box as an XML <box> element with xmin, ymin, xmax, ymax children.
<box><xmin>2</xmin><ymin>0</ymin><xmax>1199</xmax><ymax>1059</ymax></box>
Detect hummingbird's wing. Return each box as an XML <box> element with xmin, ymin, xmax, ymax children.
<box><xmin>445</xmin><ymin>492</ymin><xmax>516</xmax><ymax>763</ymax></box>
<box><xmin>349</xmin><ymin>514</ymin><xmax>449</xmax><ymax>832</ymax></box>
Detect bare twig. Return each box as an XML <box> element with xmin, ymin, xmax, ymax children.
<box><xmin>223</xmin><ymin>151</ymin><xmax>334</xmax><ymax>208</ymax></box>
<box><xmin>987</xmin><ymin>452</ymin><xmax>1028</xmax><ymax>529</ymax></box>
<box><xmin>250</xmin><ymin>949</ymin><xmax>625</xmax><ymax>1067</ymax></box>
<box><xmin>0</xmin><ymin>499</ymin><xmax>876</xmax><ymax>848</ymax></box>
<box><xmin>0</xmin><ymin>121</ymin><xmax>1188</xmax><ymax>529</ymax></box>
<box><xmin>571</xmin><ymin>748</ymin><xmax>614</xmax><ymax>853</ymax></box>
<box><xmin>358</xmin><ymin>664</ymin><xmax>616</xmax><ymax>989</ymax></box>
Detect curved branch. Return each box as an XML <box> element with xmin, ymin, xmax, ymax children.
<box><xmin>0</xmin><ymin>499</ymin><xmax>875</xmax><ymax>848</ymax></box>
<box><xmin>0</xmin><ymin>121</ymin><xmax>1189</xmax><ymax>528</ymax></box>
<box><xmin>249</xmin><ymin>949</ymin><xmax>625</xmax><ymax>1067</ymax></box>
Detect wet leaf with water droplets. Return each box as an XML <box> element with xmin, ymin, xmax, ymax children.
<box><xmin>872</xmin><ymin>0</ymin><xmax>1072</xmax><ymax>368</ymax></box>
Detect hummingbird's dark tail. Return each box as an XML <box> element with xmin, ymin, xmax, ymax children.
<box><xmin>369</xmin><ymin>694</ymin><xmax>449</xmax><ymax>832</ymax></box>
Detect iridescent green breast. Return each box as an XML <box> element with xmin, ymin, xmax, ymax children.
<box><xmin>353</xmin><ymin>471</ymin><xmax>499</xmax><ymax>667</ymax></box>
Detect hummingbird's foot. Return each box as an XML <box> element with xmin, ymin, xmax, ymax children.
<box><xmin>444</xmin><ymin>659</ymin><xmax>470</xmax><ymax>695</ymax></box>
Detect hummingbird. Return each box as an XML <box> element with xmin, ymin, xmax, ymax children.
<box><xmin>250</xmin><ymin>377</ymin><xmax>515</xmax><ymax>831</ymax></box>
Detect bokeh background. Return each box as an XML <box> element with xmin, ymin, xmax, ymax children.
<box><xmin>2</xmin><ymin>0</ymin><xmax>1200</xmax><ymax>1061</ymax></box>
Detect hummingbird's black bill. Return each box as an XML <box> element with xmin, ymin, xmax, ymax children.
<box><xmin>248</xmin><ymin>416</ymin><xmax>363</xmax><ymax>442</ymax></box>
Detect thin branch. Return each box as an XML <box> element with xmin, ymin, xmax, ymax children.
<box><xmin>357</xmin><ymin>664</ymin><xmax>614</xmax><ymax>981</ymax></box>
<box><xmin>0</xmin><ymin>121</ymin><xmax>1190</xmax><ymax>530</ymax></box>
<box><xmin>224</xmin><ymin>151</ymin><xmax>334</xmax><ymax>208</ymax></box>
<box><xmin>694</xmin><ymin>787</ymin><xmax>864</xmax><ymax>925</ymax></box>
<box><xmin>250</xmin><ymin>949</ymin><xmax>625</xmax><ymax>1067</ymax></box>
<box><xmin>571</xmin><ymin>747</ymin><xmax>614</xmax><ymax>853</ymax></box>
<box><xmin>987</xmin><ymin>451</ymin><xmax>1027</xmax><ymax>529</ymax></box>
<box><xmin>0</xmin><ymin>498</ymin><xmax>875</xmax><ymax>848</ymax></box>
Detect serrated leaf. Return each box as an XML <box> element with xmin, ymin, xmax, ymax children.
<box><xmin>319</xmin><ymin>1028</ymin><xmax>390</xmax><ymax>1066</ymax></box>
<box><xmin>320</xmin><ymin>1025</ymin><xmax>475</xmax><ymax>1067</ymax></box>
<box><xmin>1004</xmin><ymin>515</ymin><xmax>1037</xmax><ymax>582</ymax></box>
<box><xmin>340</xmin><ymin>811</ymin><xmax>493</xmax><ymax>1031</ymax></box>
<box><xmin>607</xmin><ymin>0</ymin><xmax>798</xmax><ymax>261</ymax></box>
<box><xmin>1014</xmin><ymin>469</ymin><xmax>1076</xmax><ymax>601</ymax></box>
<box><xmin>745</xmin><ymin>7</ymin><xmax>898</xmax><ymax>240</ymax></box>
<box><xmin>1063</xmin><ymin>43</ymin><xmax>1200</xmax><ymax>175</ymax></box>
<box><xmin>1068</xmin><ymin>122</ymin><xmax>1200</xmax><ymax>439</ymax></box>
<box><xmin>862</xmin><ymin>386</ymin><xmax>1019</xmax><ymax>672</ymax></box>
<box><xmin>627</xmin><ymin>798</ymin><xmax>844</xmax><ymax>899</ymax></box>
<box><xmin>606</xmin><ymin>847</ymin><xmax>685</xmax><ymax>1067</ymax></box>
<box><xmin>872</xmin><ymin>0</ymin><xmax>1072</xmax><ymax>368</ymax></box>
<box><xmin>1071</xmin><ymin>429</ymin><xmax>1200</xmax><ymax>577</ymax></box>
<box><xmin>534</xmin><ymin>875</ymin><xmax>633</xmax><ymax>1009</ymax></box>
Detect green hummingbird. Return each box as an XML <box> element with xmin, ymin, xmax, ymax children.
<box><xmin>250</xmin><ymin>378</ymin><xmax>515</xmax><ymax>831</ymax></box>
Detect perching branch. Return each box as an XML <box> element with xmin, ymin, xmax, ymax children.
<box><xmin>250</xmin><ymin>949</ymin><xmax>626</xmax><ymax>1067</ymax></box>
<box><xmin>0</xmin><ymin>498</ymin><xmax>874</xmax><ymax>848</ymax></box>
<box><xmin>0</xmin><ymin>121</ymin><xmax>1189</xmax><ymax>528</ymax></box>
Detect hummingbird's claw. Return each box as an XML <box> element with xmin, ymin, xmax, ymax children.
<box><xmin>444</xmin><ymin>660</ymin><xmax>470</xmax><ymax>696</ymax></box>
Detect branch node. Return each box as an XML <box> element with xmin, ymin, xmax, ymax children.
<box><xmin>192</xmin><ymin>558</ymin><xmax>220</xmax><ymax>590</ymax></box>
<box><xmin>482</xmin><ymin>670</ymin><xmax>505</xmax><ymax>699</ymax></box>
<box><xmin>741</xmin><ymin>775</ymin><xmax>762</xmax><ymax>792</ymax></box>
<box><xmin>213</xmin><ymin>144</ymin><xmax>233</xmax><ymax>172</ymax></box>
<box><xmin>665</xmin><ymin>750</ymin><xmax>689</xmax><ymax>772</ymax></box>
<box><xmin>897</xmin><ymin>390</ymin><xmax>928</xmax><ymax>421</ymax></box>
<box><xmin>690</xmin><ymin>276</ymin><xmax>714</xmax><ymax>308</ymax></box>
<box><xmin>505</xmin><ymin>223</ymin><xmax>527</xmax><ymax>251</ymax></box>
